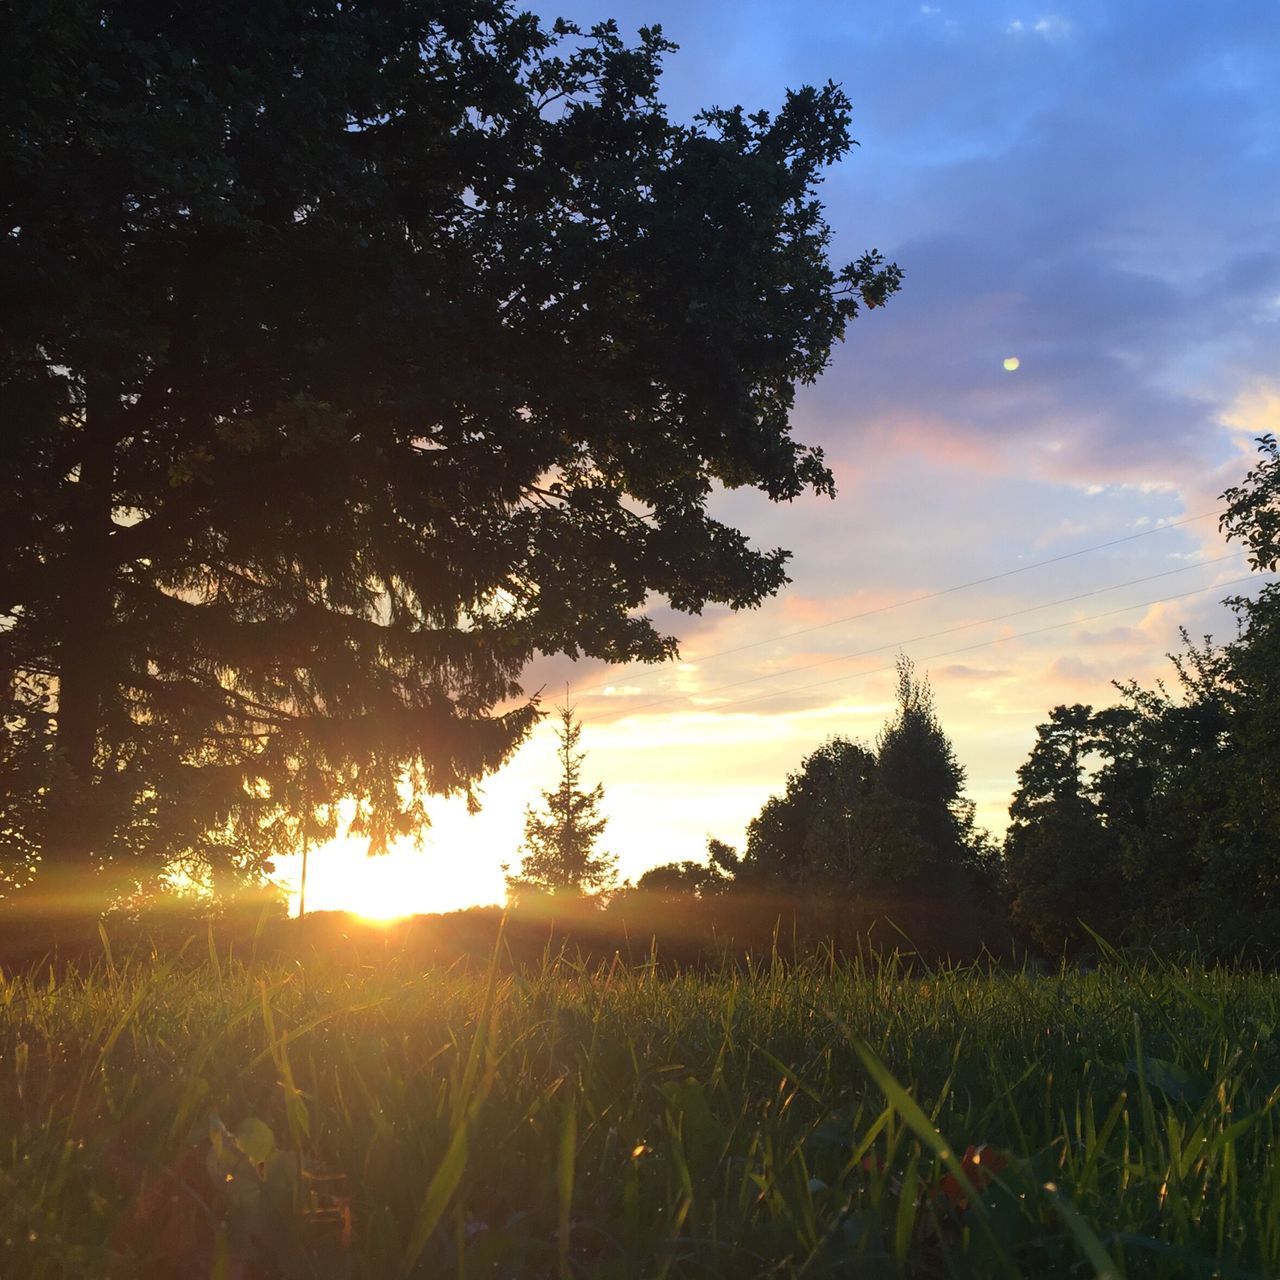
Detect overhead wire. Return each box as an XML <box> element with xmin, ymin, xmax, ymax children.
<box><xmin>567</xmin><ymin>506</ymin><xmax>1225</xmax><ymax>698</ymax></box>
<box><xmin>580</xmin><ymin>550</ymin><xmax>1246</xmax><ymax>721</ymax></box>
<box><xmin>586</xmin><ymin>571</ymin><xmax>1274</xmax><ymax>726</ymax></box>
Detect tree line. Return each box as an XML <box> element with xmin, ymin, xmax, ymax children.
<box><xmin>512</xmin><ymin>436</ymin><xmax>1280</xmax><ymax>962</ymax></box>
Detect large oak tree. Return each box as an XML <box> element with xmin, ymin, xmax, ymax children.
<box><xmin>1</xmin><ymin>0</ymin><xmax>900</xmax><ymax>906</ymax></box>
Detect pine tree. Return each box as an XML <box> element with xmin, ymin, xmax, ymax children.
<box><xmin>1003</xmin><ymin>704</ymin><xmax>1124</xmax><ymax>952</ymax></box>
<box><xmin>875</xmin><ymin>655</ymin><xmax>995</xmax><ymax>893</ymax></box>
<box><xmin>876</xmin><ymin>656</ymin><xmax>965</xmax><ymax>849</ymax></box>
<box><xmin>508</xmin><ymin>707</ymin><xmax>616</xmax><ymax>899</ymax></box>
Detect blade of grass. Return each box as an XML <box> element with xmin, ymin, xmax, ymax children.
<box><xmin>829</xmin><ymin>1010</ymin><xmax>1021</xmax><ymax>1280</ymax></box>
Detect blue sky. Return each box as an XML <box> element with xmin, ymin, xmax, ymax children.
<box><xmin>285</xmin><ymin>0</ymin><xmax>1280</xmax><ymax>915</ymax></box>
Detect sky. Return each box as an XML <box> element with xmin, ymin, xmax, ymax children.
<box><xmin>278</xmin><ymin>0</ymin><xmax>1280</xmax><ymax>918</ymax></box>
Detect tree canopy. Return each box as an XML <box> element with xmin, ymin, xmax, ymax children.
<box><xmin>737</xmin><ymin>658</ymin><xmax>993</xmax><ymax>905</ymax></box>
<box><xmin>0</xmin><ymin>0</ymin><xmax>900</xmax><ymax>905</ymax></box>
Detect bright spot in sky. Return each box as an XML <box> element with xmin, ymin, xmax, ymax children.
<box><xmin>1003</xmin><ymin>356</ymin><xmax>1020</xmax><ymax>371</ymax></box>
<box><xmin>275</xmin><ymin>812</ymin><xmax>512</xmax><ymax>920</ymax></box>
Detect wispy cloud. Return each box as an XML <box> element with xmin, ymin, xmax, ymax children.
<box><xmin>1008</xmin><ymin>14</ymin><xmax>1072</xmax><ymax>40</ymax></box>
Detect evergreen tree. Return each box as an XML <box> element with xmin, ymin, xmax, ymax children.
<box><xmin>0</xmin><ymin>0</ymin><xmax>901</xmax><ymax>910</ymax></box>
<box><xmin>1003</xmin><ymin>704</ymin><xmax>1123</xmax><ymax>952</ymax></box>
<box><xmin>508</xmin><ymin>707</ymin><xmax>617</xmax><ymax>899</ymax></box>
<box><xmin>739</xmin><ymin>659</ymin><xmax>993</xmax><ymax>903</ymax></box>
<box><xmin>875</xmin><ymin>655</ymin><xmax>995</xmax><ymax>893</ymax></box>
<box><xmin>739</xmin><ymin>737</ymin><xmax>908</xmax><ymax>893</ymax></box>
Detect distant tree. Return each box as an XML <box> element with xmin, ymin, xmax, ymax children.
<box><xmin>1003</xmin><ymin>704</ymin><xmax>1125</xmax><ymax>952</ymax></box>
<box><xmin>738</xmin><ymin>737</ymin><xmax>914</xmax><ymax>894</ymax></box>
<box><xmin>0</xmin><ymin>0</ymin><xmax>901</xmax><ymax>911</ymax></box>
<box><xmin>1108</xmin><ymin>509</ymin><xmax>1280</xmax><ymax>957</ymax></box>
<box><xmin>636</xmin><ymin>838</ymin><xmax>740</xmax><ymax>899</ymax></box>
<box><xmin>1104</xmin><ymin>654</ymin><xmax>1239</xmax><ymax>946</ymax></box>
<box><xmin>1006</xmin><ymin>704</ymin><xmax>1096</xmax><ymax>827</ymax></box>
<box><xmin>739</xmin><ymin>661</ymin><xmax>994</xmax><ymax>913</ymax></box>
<box><xmin>1006</xmin><ymin>436</ymin><xmax>1280</xmax><ymax>958</ymax></box>
<box><xmin>875</xmin><ymin>656</ymin><xmax>997</xmax><ymax>896</ymax></box>
<box><xmin>507</xmin><ymin>707</ymin><xmax>617</xmax><ymax>899</ymax></box>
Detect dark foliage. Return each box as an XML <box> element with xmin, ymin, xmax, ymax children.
<box><xmin>636</xmin><ymin>838</ymin><xmax>741</xmax><ymax>900</ymax></box>
<box><xmin>733</xmin><ymin>657</ymin><xmax>999</xmax><ymax>942</ymax></box>
<box><xmin>506</xmin><ymin>705</ymin><xmax>616</xmax><ymax>898</ymax></box>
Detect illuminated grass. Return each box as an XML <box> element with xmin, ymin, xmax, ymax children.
<box><xmin>1</xmin><ymin>936</ymin><xmax>1278</xmax><ymax>1277</ymax></box>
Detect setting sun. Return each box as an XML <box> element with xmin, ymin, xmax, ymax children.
<box><xmin>276</xmin><ymin>800</ymin><xmax>514</xmax><ymax>919</ymax></box>
<box><xmin>344</xmin><ymin>859</ymin><xmax>419</xmax><ymax>922</ymax></box>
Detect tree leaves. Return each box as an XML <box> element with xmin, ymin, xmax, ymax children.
<box><xmin>1</xmin><ymin>0</ymin><xmax>897</xmax><ymax>903</ymax></box>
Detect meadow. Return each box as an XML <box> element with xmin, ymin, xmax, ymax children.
<box><xmin>2</xmin><ymin>928</ymin><xmax>1278</xmax><ymax>1278</ymax></box>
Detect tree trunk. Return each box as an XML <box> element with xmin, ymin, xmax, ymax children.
<box><xmin>42</xmin><ymin>372</ymin><xmax>120</xmax><ymax>914</ymax></box>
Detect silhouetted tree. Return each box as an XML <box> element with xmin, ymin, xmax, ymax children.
<box><xmin>0</xmin><ymin>0</ymin><xmax>901</xmax><ymax>910</ymax></box>
<box><xmin>739</xmin><ymin>662</ymin><xmax>994</xmax><ymax>917</ymax></box>
<box><xmin>876</xmin><ymin>656</ymin><xmax>998</xmax><ymax>896</ymax></box>
<box><xmin>740</xmin><ymin>740</ymin><xmax>909</xmax><ymax>901</ymax></box>
<box><xmin>1006</xmin><ymin>436</ymin><xmax>1280</xmax><ymax>958</ymax></box>
<box><xmin>739</xmin><ymin>738</ymin><xmax>903</xmax><ymax>894</ymax></box>
<box><xmin>1222</xmin><ymin>434</ymin><xmax>1280</xmax><ymax>571</ymax></box>
<box><xmin>1003</xmin><ymin>704</ymin><xmax>1124</xmax><ymax>952</ymax></box>
<box><xmin>1219</xmin><ymin>433</ymin><xmax>1280</xmax><ymax>874</ymax></box>
<box><xmin>637</xmin><ymin>838</ymin><xmax>741</xmax><ymax>899</ymax></box>
<box><xmin>507</xmin><ymin>706</ymin><xmax>616</xmax><ymax>899</ymax></box>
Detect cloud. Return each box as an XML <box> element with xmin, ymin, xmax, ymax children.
<box><xmin>776</xmin><ymin>587</ymin><xmax>924</xmax><ymax>626</ymax></box>
<box><xmin>1046</xmin><ymin>654</ymin><xmax>1101</xmax><ymax>682</ymax></box>
<box><xmin>1034</xmin><ymin>15</ymin><xmax>1071</xmax><ymax>39</ymax></box>
<box><xmin>934</xmin><ymin>663</ymin><xmax>1013</xmax><ymax>682</ymax></box>
<box><xmin>1006</xmin><ymin>15</ymin><xmax>1072</xmax><ymax>40</ymax></box>
<box><xmin>1071</xmin><ymin>624</ymin><xmax>1147</xmax><ymax>647</ymax></box>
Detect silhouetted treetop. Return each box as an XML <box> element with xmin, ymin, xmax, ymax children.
<box><xmin>507</xmin><ymin>704</ymin><xmax>616</xmax><ymax>899</ymax></box>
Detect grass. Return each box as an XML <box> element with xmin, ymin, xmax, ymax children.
<box><xmin>2</xmin><ymin>926</ymin><xmax>1279</xmax><ymax>1278</ymax></box>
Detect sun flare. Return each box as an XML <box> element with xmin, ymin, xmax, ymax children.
<box><xmin>278</xmin><ymin>811</ymin><xmax>511</xmax><ymax>920</ymax></box>
<box><xmin>347</xmin><ymin>869</ymin><xmax>418</xmax><ymax>923</ymax></box>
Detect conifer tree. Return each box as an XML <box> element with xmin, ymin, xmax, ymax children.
<box><xmin>508</xmin><ymin>707</ymin><xmax>617</xmax><ymax>899</ymax></box>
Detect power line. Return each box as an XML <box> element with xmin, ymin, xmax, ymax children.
<box><xmin>581</xmin><ymin>551</ymin><xmax>1245</xmax><ymax>720</ymax></box>
<box><xmin>587</xmin><ymin>571</ymin><xmax>1273</xmax><ymax>726</ymax></box>
<box><xmin>568</xmin><ymin>507</ymin><xmax>1224</xmax><ymax>698</ymax></box>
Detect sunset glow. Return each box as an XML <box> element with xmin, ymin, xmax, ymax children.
<box><xmin>278</xmin><ymin>821</ymin><xmax>509</xmax><ymax>919</ymax></box>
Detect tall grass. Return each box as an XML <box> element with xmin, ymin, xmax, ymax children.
<box><xmin>1</xmin><ymin>930</ymin><xmax>1278</xmax><ymax>1277</ymax></box>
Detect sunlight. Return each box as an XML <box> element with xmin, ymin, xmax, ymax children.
<box><xmin>346</xmin><ymin>859</ymin><xmax>419</xmax><ymax>923</ymax></box>
<box><xmin>275</xmin><ymin>801</ymin><xmax>516</xmax><ymax>919</ymax></box>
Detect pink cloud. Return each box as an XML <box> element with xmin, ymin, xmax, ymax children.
<box><xmin>933</xmin><ymin>663</ymin><xmax>1014</xmax><ymax>682</ymax></box>
<box><xmin>775</xmin><ymin>587</ymin><xmax>918</xmax><ymax>626</ymax></box>
<box><xmin>830</xmin><ymin>411</ymin><xmax>1011</xmax><ymax>478</ymax></box>
<box><xmin>1046</xmin><ymin>655</ymin><xmax>1102</xmax><ymax>683</ymax></box>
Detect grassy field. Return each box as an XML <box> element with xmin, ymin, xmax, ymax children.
<box><xmin>2</xmin><ymin>928</ymin><xmax>1279</xmax><ymax>1278</ymax></box>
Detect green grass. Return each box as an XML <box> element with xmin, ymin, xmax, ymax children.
<box><xmin>2</xmin><ymin>929</ymin><xmax>1279</xmax><ymax>1278</ymax></box>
